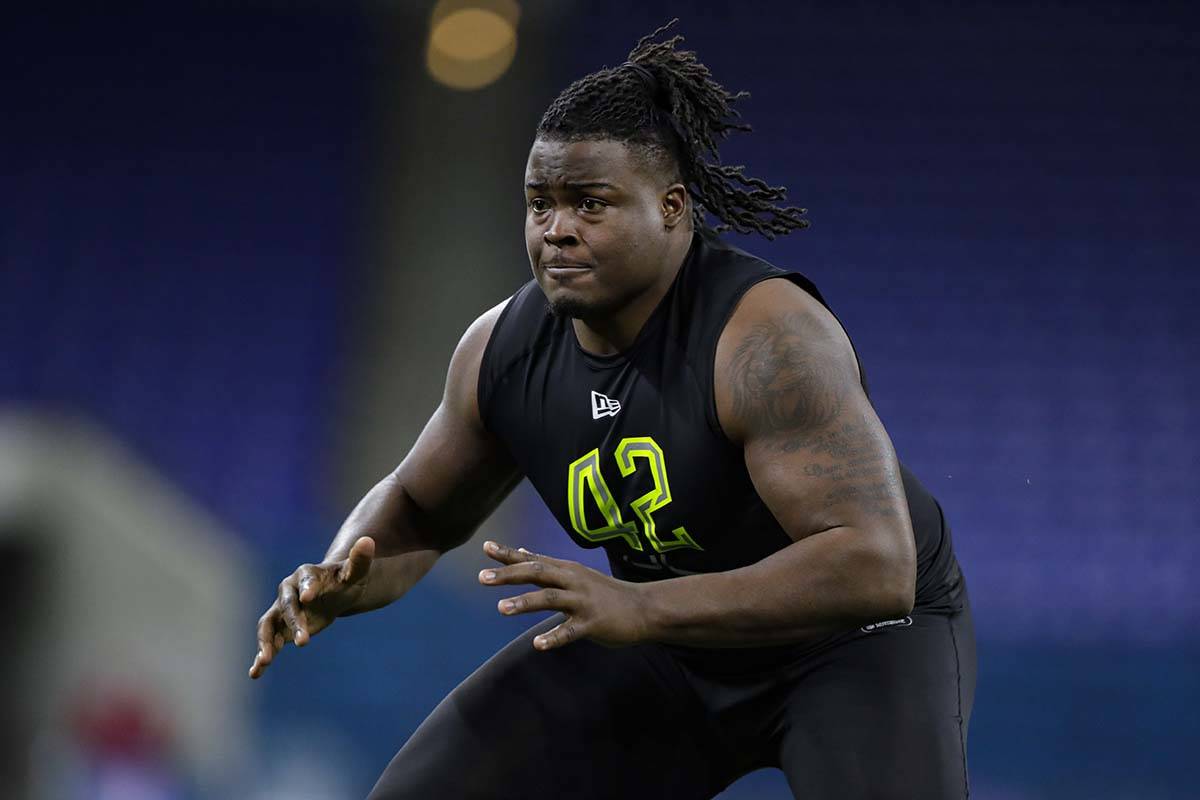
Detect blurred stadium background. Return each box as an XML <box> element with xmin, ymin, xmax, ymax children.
<box><xmin>2</xmin><ymin>1</ymin><xmax>1197</xmax><ymax>798</ymax></box>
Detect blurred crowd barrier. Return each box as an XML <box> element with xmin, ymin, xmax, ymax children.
<box><xmin>0</xmin><ymin>414</ymin><xmax>250</xmax><ymax>799</ymax></box>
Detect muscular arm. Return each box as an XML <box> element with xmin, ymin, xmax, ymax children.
<box><xmin>639</xmin><ymin>279</ymin><xmax>917</xmax><ymax>646</ymax></box>
<box><xmin>329</xmin><ymin>299</ymin><xmax>524</xmax><ymax>615</ymax></box>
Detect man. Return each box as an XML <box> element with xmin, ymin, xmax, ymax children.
<box><xmin>250</xmin><ymin>21</ymin><xmax>975</xmax><ymax>799</ymax></box>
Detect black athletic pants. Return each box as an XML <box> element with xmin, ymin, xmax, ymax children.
<box><xmin>369</xmin><ymin>590</ymin><xmax>976</xmax><ymax>799</ymax></box>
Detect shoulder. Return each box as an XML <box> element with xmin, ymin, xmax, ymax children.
<box><xmin>713</xmin><ymin>277</ymin><xmax>863</xmax><ymax>444</ymax></box>
<box><xmin>456</xmin><ymin>295</ymin><xmax>513</xmax><ymax>362</ymax></box>
<box><xmin>444</xmin><ymin>296</ymin><xmax>514</xmax><ymax>430</ymax></box>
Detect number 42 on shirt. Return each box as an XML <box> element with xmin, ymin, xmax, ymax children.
<box><xmin>567</xmin><ymin>436</ymin><xmax>703</xmax><ymax>554</ymax></box>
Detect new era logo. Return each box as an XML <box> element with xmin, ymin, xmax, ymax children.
<box><xmin>591</xmin><ymin>390</ymin><xmax>622</xmax><ymax>419</ymax></box>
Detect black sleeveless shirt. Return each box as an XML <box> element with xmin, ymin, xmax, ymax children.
<box><xmin>479</xmin><ymin>229</ymin><xmax>964</xmax><ymax>615</ymax></box>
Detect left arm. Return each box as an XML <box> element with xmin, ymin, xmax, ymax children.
<box><xmin>480</xmin><ymin>279</ymin><xmax>916</xmax><ymax>650</ymax></box>
<box><xmin>638</xmin><ymin>279</ymin><xmax>917</xmax><ymax>646</ymax></box>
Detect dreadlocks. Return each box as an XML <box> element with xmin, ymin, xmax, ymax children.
<box><xmin>536</xmin><ymin>19</ymin><xmax>808</xmax><ymax>240</ymax></box>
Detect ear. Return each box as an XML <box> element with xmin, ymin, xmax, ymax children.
<box><xmin>661</xmin><ymin>183</ymin><xmax>689</xmax><ymax>229</ymax></box>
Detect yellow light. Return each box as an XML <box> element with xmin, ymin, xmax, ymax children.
<box><xmin>426</xmin><ymin>0</ymin><xmax>520</xmax><ymax>91</ymax></box>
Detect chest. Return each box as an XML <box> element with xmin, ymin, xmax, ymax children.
<box><xmin>486</xmin><ymin>342</ymin><xmax>787</xmax><ymax>576</ymax></box>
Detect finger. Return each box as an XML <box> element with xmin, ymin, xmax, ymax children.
<box><xmin>479</xmin><ymin>559</ymin><xmax>569</xmax><ymax>588</ymax></box>
<box><xmin>339</xmin><ymin>536</ymin><xmax>376</xmax><ymax>585</ymax></box>
<box><xmin>297</xmin><ymin>565</ymin><xmax>326</xmax><ymax>604</ymax></box>
<box><xmin>249</xmin><ymin>648</ymin><xmax>271</xmax><ymax>679</ymax></box>
<box><xmin>251</xmin><ymin>611</ymin><xmax>284</xmax><ymax>679</ymax></box>
<box><xmin>498</xmin><ymin>587</ymin><xmax>576</xmax><ymax>616</ymax></box>
<box><xmin>484</xmin><ymin>540</ymin><xmax>572</xmax><ymax>569</ymax></box>
<box><xmin>278</xmin><ymin>580</ymin><xmax>310</xmax><ymax>646</ymax></box>
<box><xmin>249</xmin><ymin>647</ymin><xmax>265</xmax><ymax>679</ymax></box>
<box><xmin>482</xmin><ymin>540</ymin><xmax>533</xmax><ymax>565</ymax></box>
<box><xmin>533</xmin><ymin>617</ymin><xmax>585</xmax><ymax>651</ymax></box>
<box><xmin>255</xmin><ymin>611</ymin><xmax>278</xmax><ymax>664</ymax></box>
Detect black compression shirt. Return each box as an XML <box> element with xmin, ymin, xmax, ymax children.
<box><xmin>478</xmin><ymin>228</ymin><xmax>964</xmax><ymax>614</ymax></box>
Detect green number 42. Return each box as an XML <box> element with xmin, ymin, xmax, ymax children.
<box><xmin>567</xmin><ymin>436</ymin><xmax>702</xmax><ymax>554</ymax></box>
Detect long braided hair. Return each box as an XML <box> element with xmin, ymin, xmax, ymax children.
<box><xmin>536</xmin><ymin>19</ymin><xmax>808</xmax><ymax>239</ymax></box>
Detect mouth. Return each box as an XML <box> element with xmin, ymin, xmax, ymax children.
<box><xmin>542</xmin><ymin>261</ymin><xmax>593</xmax><ymax>279</ymax></box>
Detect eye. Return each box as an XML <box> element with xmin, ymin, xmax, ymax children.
<box><xmin>580</xmin><ymin>198</ymin><xmax>607</xmax><ymax>213</ymax></box>
<box><xmin>528</xmin><ymin>198</ymin><xmax>550</xmax><ymax>213</ymax></box>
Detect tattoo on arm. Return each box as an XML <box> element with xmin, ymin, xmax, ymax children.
<box><xmin>729</xmin><ymin>311</ymin><xmax>848</xmax><ymax>449</ymax></box>
<box><xmin>729</xmin><ymin>311</ymin><xmax>902</xmax><ymax>519</ymax></box>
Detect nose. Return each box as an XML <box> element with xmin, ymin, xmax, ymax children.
<box><xmin>543</xmin><ymin>211</ymin><xmax>579</xmax><ymax>248</ymax></box>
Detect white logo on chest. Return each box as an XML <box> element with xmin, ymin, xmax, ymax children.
<box><xmin>590</xmin><ymin>390</ymin><xmax>622</xmax><ymax>419</ymax></box>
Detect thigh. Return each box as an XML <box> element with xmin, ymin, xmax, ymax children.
<box><xmin>778</xmin><ymin>603</ymin><xmax>977</xmax><ymax>800</ymax></box>
<box><xmin>368</xmin><ymin>613</ymin><xmax>723</xmax><ymax>800</ymax></box>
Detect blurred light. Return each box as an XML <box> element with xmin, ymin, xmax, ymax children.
<box><xmin>426</xmin><ymin>0</ymin><xmax>520</xmax><ymax>90</ymax></box>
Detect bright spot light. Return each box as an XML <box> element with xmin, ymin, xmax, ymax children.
<box><xmin>426</xmin><ymin>0</ymin><xmax>520</xmax><ymax>91</ymax></box>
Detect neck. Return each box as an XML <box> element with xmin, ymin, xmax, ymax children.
<box><xmin>572</xmin><ymin>232</ymin><xmax>693</xmax><ymax>356</ymax></box>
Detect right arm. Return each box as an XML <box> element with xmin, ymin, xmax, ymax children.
<box><xmin>250</xmin><ymin>298</ymin><xmax>522</xmax><ymax>678</ymax></box>
<box><xmin>325</xmin><ymin>298</ymin><xmax>523</xmax><ymax>613</ymax></box>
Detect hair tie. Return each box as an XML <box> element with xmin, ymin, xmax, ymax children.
<box><xmin>621</xmin><ymin>61</ymin><xmax>689</xmax><ymax>149</ymax></box>
<box><xmin>622</xmin><ymin>61</ymin><xmax>660</xmax><ymax>101</ymax></box>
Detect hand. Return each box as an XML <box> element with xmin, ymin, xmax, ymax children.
<box><xmin>479</xmin><ymin>540</ymin><xmax>649</xmax><ymax>651</ymax></box>
<box><xmin>248</xmin><ymin>536</ymin><xmax>375</xmax><ymax>679</ymax></box>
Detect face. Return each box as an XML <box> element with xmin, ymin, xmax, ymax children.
<box><xmin>524</xmin><ymin>137</ymin><xmax>688</xmax><ymax>321</ymax></box>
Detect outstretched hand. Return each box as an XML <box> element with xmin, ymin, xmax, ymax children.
<box><xmin>249</xmin><ymin>536</ymin><xmax>376</xmax><ymax>679</ymax></box>
<box><xmin>479</xmin><ymin>540</ymin><xmax>650</xmax><ymax>651</ymax></box>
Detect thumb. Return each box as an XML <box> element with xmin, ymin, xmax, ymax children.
<box><xmin>339</xmin><ymin>536</ymin><xmax>376</xmax><ymax>584</ymax></box>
